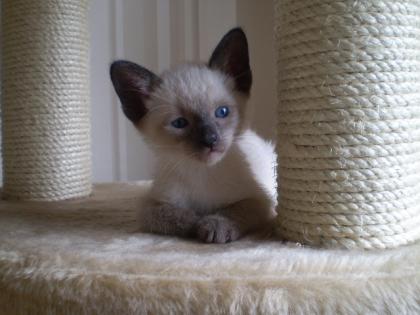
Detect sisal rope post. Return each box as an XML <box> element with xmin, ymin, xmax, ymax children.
<box><xmin>275</xmin><ymin>0</ymin><xmax>420</xmax><ymax>249</ymax></box>
<box><xmin>1</xmin><ymin>0</ymin><xmax>92</xmax><ymax>201</ymax></box>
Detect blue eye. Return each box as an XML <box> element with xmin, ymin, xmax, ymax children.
<box><xmin>215</xmin><ymin>106</ymin><xmax>230</xmax><ymax>118</ymax></box>
<box><xmin>171</xmin><ymin>117</ymin><xmax>189</xmax><ymax>129</ymax></box>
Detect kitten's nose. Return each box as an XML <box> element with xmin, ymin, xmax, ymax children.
<box><xmin>200</xmin><ymin>125</ymin><xmax>218</xmax><ymax>148</ymax></box>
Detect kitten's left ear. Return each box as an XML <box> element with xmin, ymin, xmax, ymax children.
<box><xmin>208</xmin><ymin>27</ymin><xmax>252</xmax><ymax>94</ymax></box>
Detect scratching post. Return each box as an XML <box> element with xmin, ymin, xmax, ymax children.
<box><xmin>275</xmin><ymin>0</ymin><xmax>420</xmax><ymax>249</ymax></box>
<box><xmin>1</xmin><ymin>0</ymin><xmax>92</xmax><ymax>201</ymax></box>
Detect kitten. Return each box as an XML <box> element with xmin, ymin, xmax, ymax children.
<box><xmin>110</xmin><ymin>28</ymin><xmax>277</xmax><ymax>243</ymax></box>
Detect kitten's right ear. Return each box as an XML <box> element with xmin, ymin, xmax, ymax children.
<box><xmin>110</xmin><ymin>60</ymin><xmax>160</xmax><ymax>124</ymax></box>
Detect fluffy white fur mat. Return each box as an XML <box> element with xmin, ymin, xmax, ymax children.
<box><xmin>0</xmin><ymin>182</ymin><xmax>419</xmax><ymax>315</ymax></box>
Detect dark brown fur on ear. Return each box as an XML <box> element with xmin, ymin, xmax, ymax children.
<box><xmin>110</xmin><ymin>60</ymin><xmax>161</xmax><ymax>124</ymax></box>
<box><xmin>208</xmin><ymin>27</ymin><xmax>252</xmax><ymax>94</ymax></box>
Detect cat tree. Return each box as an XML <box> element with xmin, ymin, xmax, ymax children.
<box><xmin>1</xmin><ymin>0</ymin><xmax>92</xmax><ymax>201</ymax></box>
<box><xmin>275</xmin><ymin>0</ymin><xmax>420</xmax><ymax>249</ymax></box>
<box><xmin>0</xmin><ymin>0</ymin><xmax>419</xmax><ymax>314</ymax></box>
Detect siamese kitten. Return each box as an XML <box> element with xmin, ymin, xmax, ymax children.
<box><xmin>110</xmin><ymin>28</ymin><xmax>276</xmax><ymax>243</ymax></box>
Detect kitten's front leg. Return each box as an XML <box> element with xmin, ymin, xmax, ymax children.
<box><xmin>139</xmin><ymin>198</ymin><xmax>199</xmax><ymax>237</ymax></box>
<box><xmin>195</xmin><ymin>198</ymin><xmax>276</xmax><ymax>243</ymax></box>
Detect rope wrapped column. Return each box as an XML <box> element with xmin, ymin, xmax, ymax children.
<box><xmin>1</xmin><ymin>0</ymin><xmax>92</xmax><ymax>201</ymax></box>
<box><xmin>275</xmin><ymin>0</ymin><xmax>420</xmax><ymax>249</ymax></box>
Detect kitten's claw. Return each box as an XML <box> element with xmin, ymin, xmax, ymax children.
<box><xmin>196</xmin><ymin>215</ymin><xmax>241</xmax><ymax>244</ymax></box>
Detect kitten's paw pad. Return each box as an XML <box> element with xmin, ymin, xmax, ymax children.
<box><xmin>196</xmin><ymin>215</ymin><xmax>241</xmax><ymax>244</ymax></box>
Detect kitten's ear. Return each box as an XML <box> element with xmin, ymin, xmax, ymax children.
<box><xmin>208</xmin><ymin>27</ymin><xmax>252</xmax><ymax>94</ymax></box>
<box><xmin>110</xmin><ymin>60</ymin><xmax>161</xmax><ymax>124</ymax></box>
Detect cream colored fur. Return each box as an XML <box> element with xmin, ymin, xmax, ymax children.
<box><xmin>0</xmin><ymin>182</ymin><xmax>419</xmax><ymax>315</ymax></box>
<box><xmin>148</xmin><ymin>128</ymin><xmax>277</xmax><ymax>216</ymax></box>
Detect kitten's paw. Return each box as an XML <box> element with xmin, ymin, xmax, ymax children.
<box><xmin>195</xmin><ymin>215</ymin><xmax>241</xmax><ymax>244</ymax></box>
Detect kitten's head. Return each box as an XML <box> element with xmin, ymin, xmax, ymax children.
<box><xmin>110</xmin><ymin>28</ymin><xmax>252</xmax><ymax>165</ymax></box>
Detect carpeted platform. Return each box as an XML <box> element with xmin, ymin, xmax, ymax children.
<box><xmin>0</xmin><ymin>182</ymin><xmax>419</xmax><ymax>314</ymax></box>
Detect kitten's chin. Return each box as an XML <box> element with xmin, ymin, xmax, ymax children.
<box><xmin>198</xmin><ymin>148</ymin><xmax>226</xmax><ymax>166</ymax></box>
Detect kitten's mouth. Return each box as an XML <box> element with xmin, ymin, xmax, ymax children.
<box><xmin>199</xmin><ymin>146</ymin><xmax>225</xmax><ymax>165</ymax></box>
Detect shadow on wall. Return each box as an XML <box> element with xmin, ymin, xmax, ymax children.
<box><xmin>237</xmin><ymin>0</ymin><xmax>277</xmax><ymax>141</ymax></box>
